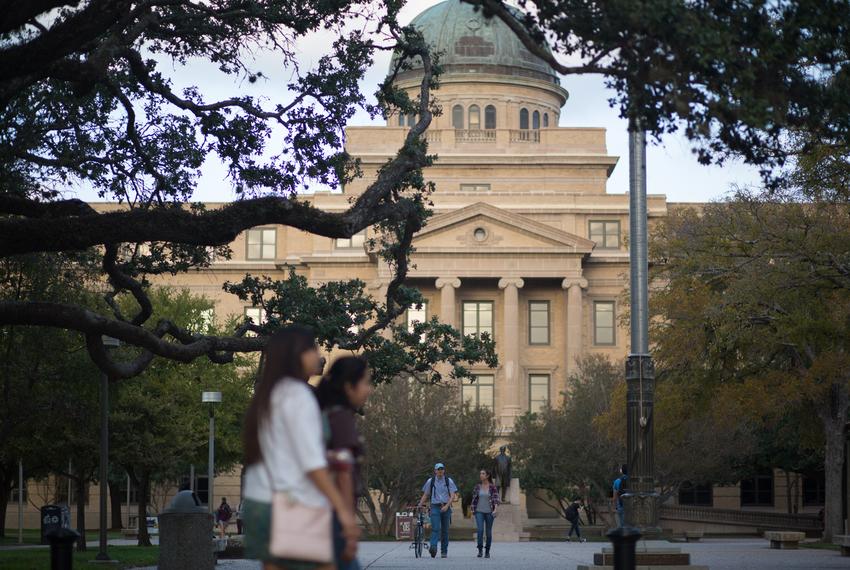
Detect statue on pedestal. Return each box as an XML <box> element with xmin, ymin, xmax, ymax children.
<box><xmin>493</xmin><ymin>445</ymin><xmax>512</xmax><ymax>503</ymax></box>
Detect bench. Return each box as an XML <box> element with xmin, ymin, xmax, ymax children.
<box><xmin>684</xmin><ymin>530</ymin><xmax>704</xmax><ymax>542</ymax></box>
<box><xmin>764</xmin><ymin>531</ymin><xmax>805</xmax><ymax>549</ymax></box>
<box><xmin>833</xmin><ymin>535</ymin><xmax>850</xmax><ymax>556</ymax></box>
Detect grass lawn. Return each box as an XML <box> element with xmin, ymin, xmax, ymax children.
<box><xmin>0</xmin><ymin>545</ymin><xmax>159</xmax><ymax>569</ymax></box>
<box><xmin>0</xmin><ymin>529</ymin><xmax>125</xmax><ymax>547</ymax></box>
<box><xmin>802</xmin><ymin>541</ymin><xmax>840</xmax><ymax>551</ymax></box>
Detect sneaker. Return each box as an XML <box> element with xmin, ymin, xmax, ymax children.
<box><xmin>485</xmin><ymin>550</ymin><xmax>490</xmax><ymax>558</ymax></box>
<box><xmin>580</xmin><ymin>538</ymin><xmax>587</xmax><ymax>543</ymax></box>
<box><xmin>477</xmin><ymin>547</ymin><xmax>483</xmax><ymax>558</ymax></box>
<box><xmin>430</xmin><ymin>547</ymin><xmax>437</xmax><ymax>558</ymax></box>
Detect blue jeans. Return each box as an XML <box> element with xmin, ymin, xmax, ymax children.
<box><xmin>474</xmin><ymin>512</ymin><xmax>494</xmax><ymax>549</ymax></box>
<box><xmin>616</xmin><ymin>508</ymin><xmax>625</xmax><ymax>528</ymax></box>
<box><xmin>429</xmin><ymin>505</ymin><xmax>451</xmax><ymax>554</ymax></box>
<box><xmin>568</xmin><ymin>519</ymin><xmax>581</xmax><ymax>539</ymax></box>
<box><xmin>333</xmin><ymin>513</ymin><xmax>361</xmax><ymax>570</ymax></box>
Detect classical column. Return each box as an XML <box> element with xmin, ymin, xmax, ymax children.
<box><xmin>435</xmin><ymin>278</ymin><xmax>461</xmax><ymax>329</ymax></box>
<box><xmin>561</xmin><ymin>277</ymin><xmax>588</xmax><ymax>382</ymax></box>
<box><xmin>498</xmin><ymin>278</ymin><xmax>524</xmax><ymax>428</ymax></box>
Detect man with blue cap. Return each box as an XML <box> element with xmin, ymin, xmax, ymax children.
<box><xmin>418</xmin><ymin>462</ymin><xmax>458</xmax><ymax>558</ymax></box>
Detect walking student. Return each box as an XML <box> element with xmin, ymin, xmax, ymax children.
<box><xmin>216</xmin><ymin>497</ymin><xmax>233</xmax><ymax>538</ymax></box>
<box><xmin>242</xmin><ymin>326</ymin><xmax>360</xmax><ymax>570</ymax></box>
<box><xmin>612</xmin><ymin>464</ymin><xmax>628</xmax><ymax>528</ymax></box>
<box><xmin>471</xmin><ymin>469</ymin><xmax>500</xmax><ymax>558</ymax></box>
<box><xmin>418</xmin><ymin>463</ymin><xmax>458</xmax><ymax>558</ymax></box>
<box><xmin>316</xmin><ymin>356</ymin><xmax>374</xmax><ymax>570</ymax></box>
<box><xmin>565</xmin><ymin>499</ymin><xmax>586</xmax><ymax>543</ymax></box>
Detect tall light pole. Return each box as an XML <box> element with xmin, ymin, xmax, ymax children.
<box><xmin>202</xmin><ymin>391</ymin><xmax>222</xmax><ymax>514</ymax></box>
<box><xmin>96</xmin><ymin>335</ymin><xmax>120</xmax><ymax>562</ymax></box>
<box><xmin>17</xmin><ymin>459</ymin><xmax>23</xmax><ymax>545</ymax></box>
<box><xmin>623</xmin><ymin>123</ymin><xmax>660</xmax><ymax>533</ymax></box>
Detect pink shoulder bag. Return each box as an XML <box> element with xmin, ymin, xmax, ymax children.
<box><xmin>263</xmin><ymin>434</ymin><xmax>333</xmax><ymax>563</ymax></box>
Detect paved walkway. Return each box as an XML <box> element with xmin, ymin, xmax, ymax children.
<box><xmin>132</xmin><ymin>539</ymin><xmax>848</xmax><ymax>570</ymax></box>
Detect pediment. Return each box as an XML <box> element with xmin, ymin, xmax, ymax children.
<box><xmin>413</xmin><ymin>202</ymin><xmax>595</xmax><ymax>253</ymax></box>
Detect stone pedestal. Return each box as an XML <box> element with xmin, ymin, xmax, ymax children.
<box><xmin>491</xmin><ymin>479</ymin><xmax>525</xmax><ymax>542</ymax></box>
<box><xmin>579</xmin><ymin>540</ymin><xmax>709</xmax><ymax>570</ymax></box>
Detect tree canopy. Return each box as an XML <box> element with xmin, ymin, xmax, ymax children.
<box><xmin>467</xmin><ymin>0</ymin><xmax>850</xmax><ymax>172</ymax></box>
<box><xmin>0</xmin><ymin>0</ymin><xmax>439</xmax><ymax>375</ymax></box>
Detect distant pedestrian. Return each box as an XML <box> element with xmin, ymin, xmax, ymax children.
<box><xmin>565</xmin><ymin>499</ymin><xmax>586</xmax><ymax>542</ymax></box>
<box><xmin>471</xmin><ymin>469</ymin><xmax>500</xmax><ymax>558</ymax></box>
<box><xmin>316</xmin><ymin>356</ymin><xmax>374</xmax><ymax>570</ymax></box>
<box><xmin>236</xmin><ymin>500</ymin><xmax>244</xmax><ymax>535</ymax></box>
<box><xmin>612</xmin><ymin>464</ymin><xmax>628</xmax><ymax>528</ymax></box>
<box><xmin>216</xmin><ymin>498</ymin><xmax>233</xmax><ymax>538</ymax></box>
<box><xmin>418</xmin><ymin>463</ymin><xmax>459</xmax><ymax>559</ymax></box>
<box><xmin>242</xmin><ymin>326</ymin><xmax>359</xmax><ymax>570</ymax></box>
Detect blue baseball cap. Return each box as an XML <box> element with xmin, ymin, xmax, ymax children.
<box><xmin>434</xmin><ymin>463</ymin><xmax>445</xmax><ymax>470</ymax></box>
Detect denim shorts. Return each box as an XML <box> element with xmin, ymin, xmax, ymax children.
<box><xmin>242</xmin><ymin>498</ymin><xmax>323</xmax><ymax>570</ymax></box>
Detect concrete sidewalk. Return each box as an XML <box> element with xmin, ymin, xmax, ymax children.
<box><xmin>132</xmin><ymin>539</ymin><xmax>847</xmax><ymax>570</ymax></box>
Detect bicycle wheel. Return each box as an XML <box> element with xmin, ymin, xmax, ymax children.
<box><xmin>414</xmin><ymin>523</ymin><xmax>423</xmax><ymax>558</ymax></box>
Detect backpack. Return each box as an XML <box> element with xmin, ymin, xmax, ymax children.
<box><xmin>218</xmin><ymin>503</ymin><xmax>232</xmax><ymax>521</ymax></box>
<box><xmin>565</xmin><ymin>504</ymin><xmax>578</xmax><ymax>522</ymax></box>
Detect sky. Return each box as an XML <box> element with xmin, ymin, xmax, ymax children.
<box><xmin>82</xmin><ymin>0</ymin><xmax>763</xmax><ymax>204</ymax></box>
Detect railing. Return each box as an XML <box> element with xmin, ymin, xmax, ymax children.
<box><xmin>510</xmin><ymin>129</ymin><xmax>540</xmax><ymax>143</ymax></box>
<box><xmin>454</xmin><ymin>129</ymin><xmax>496</xmax><ymax>143</ymax></box>
<box><xmin>660</xmin><ymin>505</ymin><xmax>822</xmax><ymax>531</ymax></box>
<box><xmin>425</xmin><ymin>130</ymin><xmax>441</xmax><ymax>143</ymax></box>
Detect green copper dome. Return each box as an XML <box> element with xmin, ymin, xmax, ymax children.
<box><xmin>392</xmin><ymin>0</ymin><xmax>560</xmax><ymax>84</ymax></box>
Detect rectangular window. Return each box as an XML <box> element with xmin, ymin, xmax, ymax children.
<box><xmin>247</xmin><ymin>228</ymin><xmax>276</xmax><ymax>260</ymax></box>
<box><xmin>335</xmin><ymin>231</ymin><xmax>367</xmax><ymax>250</ymax></box>
<box><xmin>195</xmin><ymin>476</ymin><xmax>209</xmax><ymax>506</ymax></box>
<box><xmin>740</xmin><ymin>472</ymin><xmax>774</xmax><ymax>507</ymax></box>
<box><xmin>406</xmin><ymin>302</ymin><xmax>428</xmax><ymax>340</ymax></box>
<box><xmin>802</xmin><ymin>473</ymin><xmax>825</xmax><ymax>506</ymax></box>
<box><xmin>244</xmin><ymin>307</ymin><xmax>267</xmax><ymax>331</ymax></box>
<box><xmin>116</xmin><ymin>477</ymin><xmax>138</xmax><ymax>505</ymax></box>
<box><xmin>528</xmin><ymin>301</ymin><xmax>550</xmax><ymax>345</ymax></box>
<box><xmin>10</xmin><ymin>483</ymin><xmax>27</xmax><ymax>503</ymax></box>
<box><xmin>462</xmin><ymin>374</ymin><xmax>494</xmax><ymax>410</ymax></box>
<box><xmin>589</xmin><ymin>221</ymin><xmax>621</xmax><ymax>249</ymax></box>
<box><xmin>462</xmin><ymin>301</ymin><xmax>494</xmax><ymax>339</ymax></box>
<box><xmin>528</xmin><ymin>374</ymin><xmax>550</xmax><ymax>413</ymax></box>
<box><xmin>593</xmin><ymin>301</ymin><xmax>616</xmax><ymax>346</ymax></box>
<box><xmin>459</xmin><ymin>183</ymin><xmax>491</xmax><ymax>192</ymax></box>
<box><xmin>678</xmin><ymin>482</ymin><xmax>712</xmax><ymax>506</ymax></box>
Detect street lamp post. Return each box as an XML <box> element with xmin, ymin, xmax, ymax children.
<box><xmin>622</xmin><ymin>124</ymin><xmax>660</xmax><ymax>534</ymax></box>
<box><xmin>202</xmin><ymin>392</ymin><xmax>222</xmax><ymax>514</ymax></box>
<box><xmin>96</xmin><ymin>335</ymin><xmax>120</xmax><ymax>562</ymax></box>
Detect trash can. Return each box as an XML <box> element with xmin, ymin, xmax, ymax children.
<box><xmin>41</xmin><ymin>505</ymin><xmax>70</xmax><ymax>544</ymax></box>
<box><xmin>395</xmin><ymin>511</ymin><xmax>414</xmax><ymax>540</ymax></box>
<box><xmin>158</xmin><ymin>490</ymin><xmax>214</xmax><ymax>570</ymax></box>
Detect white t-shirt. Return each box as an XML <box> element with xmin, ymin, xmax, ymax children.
<box><xmin>243</xmin><ymin>378</ymin><xmax>328</xmax><ymax>507</ymax></box>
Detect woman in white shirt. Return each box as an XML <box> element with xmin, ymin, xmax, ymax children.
<box><xmin>242</xmin><ymin>326</ymin><xmax>359</xmax><ymax>570</ymax></box>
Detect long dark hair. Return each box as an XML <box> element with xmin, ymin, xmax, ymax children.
<box><xmin>315</xmin><ymin>356</ymin><xmax>368</xmax><ymax>410</ymax></box>
<box><xmin>480</xmin><ymin>468</ymin><xmax>494</xmax><ymax>485</ymax></box>
<box><xmin>243</xmin><ymin>325</ymin><xmax>317</xmax><ymax>465</ymax></box>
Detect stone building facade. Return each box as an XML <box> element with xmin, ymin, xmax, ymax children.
<box><xmin>5</xmin><ymin>0</ymin><xmax>827</xmax><ymax>534</ymax></box>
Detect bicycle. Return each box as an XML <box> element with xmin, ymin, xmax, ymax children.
<box><xmin>405</xmin><ymin>504</ymin><xmax>428</xmax><ymax>558</ymax></box>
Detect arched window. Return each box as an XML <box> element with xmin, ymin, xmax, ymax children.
<box><xmin>519</xmin><ymin>108</ymin><xmax>529</xmax><ymax>130</ymax></box>
<box><xmin>468</xmin><ymin>105</ymin><xmax>481</xmax><ymax>129</ymax></box>
<box><xmin>485</xmin><ymin>105</ymin><xmax>496</xmax><ymax>129</ymax></box>
<box><xmin>398</xmin><ymin>113</ymin><xmax>405</xmax><ymax>127</ymax></box>
<box><xmin>543</xmin><ymin>113</ymin><xmax>549</xmax><ymax>128</ymax></box>
<box><xmin>532</xmin><ymin>110</ymin><xmax>540</xmax><ymax>130</ymax></box>
<box><xmin>452</xmin><ymin>105</ymin><xmax>464</xmax><ymax>129</ymax></box>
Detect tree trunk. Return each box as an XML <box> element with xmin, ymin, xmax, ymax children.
<box><xmin>136</xmin><ymin>473</ymin><xmax>152</xmax><ymax>547</ymax></box>
<box><xmin>75</xmin><ymin>479</ymin><xmax>87</xmax><ymax>551</ymax></box>
<box><xmin>821</xmin><ymin>382</ymin><xmax>849</xmax><ymax>543</ymax></box>
<box><xmin>0</xmin><ymin>474</ymin><xmax>12</xmax><ymax>538</ymax></box>
<box><xmin>109</xmin><ymin>481</ymin><xmax>123</xmax><ymax>530</ymax></box>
